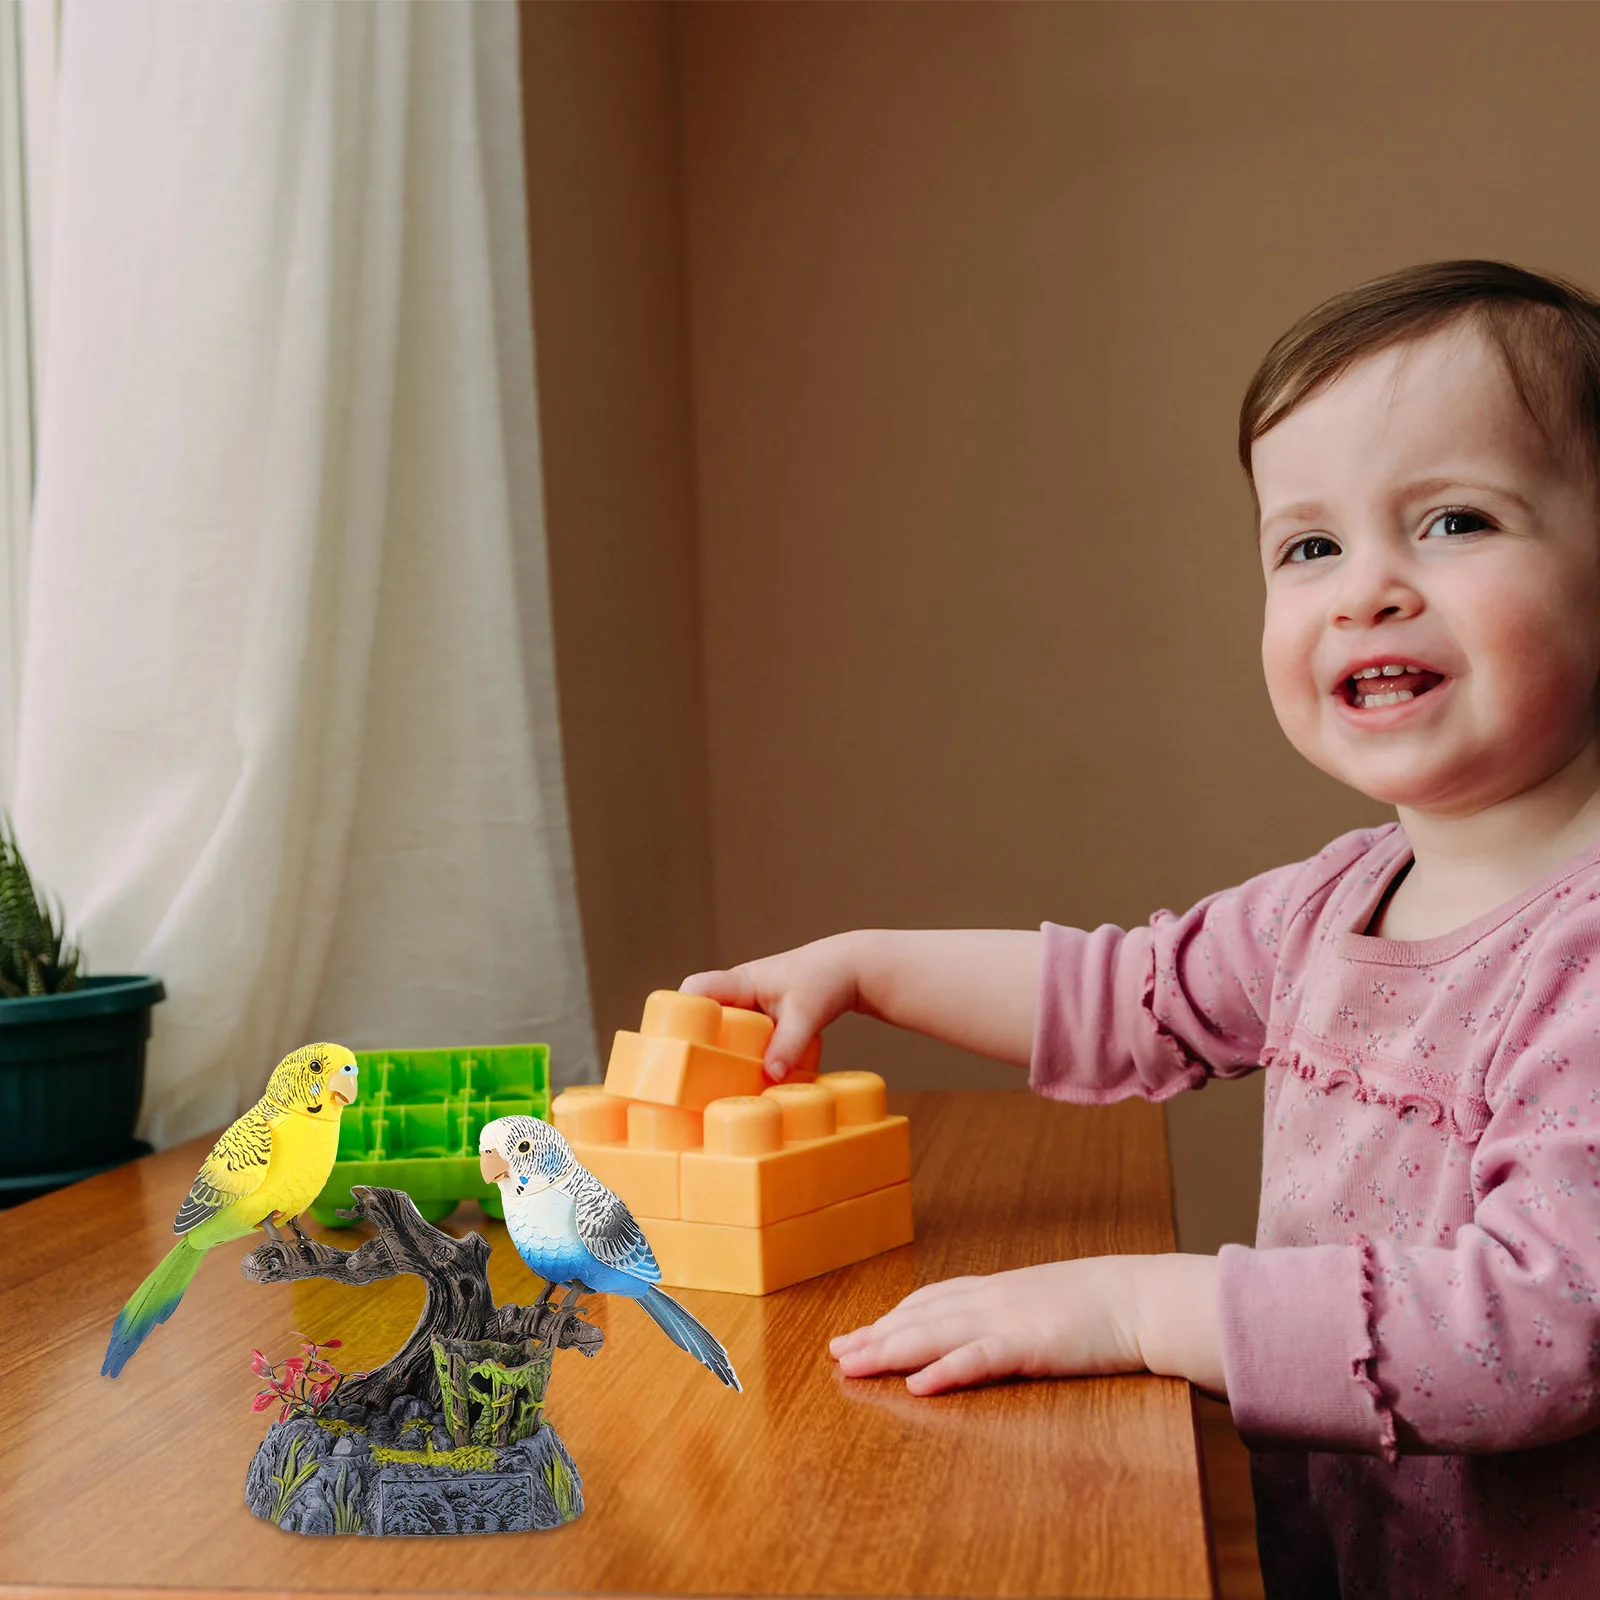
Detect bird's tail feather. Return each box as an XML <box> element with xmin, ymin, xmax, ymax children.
<box><xmin>639</xmin><ymin>1283</ymin><xmax>741</xmax><ymax>1391</ymax></box>
<box><xmin>102</xmin><ymin>1238</ymin><xmax>204</xmax><ymax>1378</ymax></box>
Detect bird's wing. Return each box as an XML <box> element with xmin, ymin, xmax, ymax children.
<box><xmin>570</xmin><ymin>1166</ymin><xmax>662</xmax><ymax>1282</ymax></box>
<box><xmin>173</xmin><ymin>1104</ymin><xmax>275</xmax><ymax>1234</ymax></box>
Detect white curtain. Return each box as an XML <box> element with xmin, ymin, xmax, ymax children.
<box><xmin>12</xmin><ymin>0</ymin><xmax>598</xmax><ymax>1146</ymax></box>
<box><xmin>0</xmin><ymin>0</ymin><xmax>42</xmax><ymax>804</ymax></box>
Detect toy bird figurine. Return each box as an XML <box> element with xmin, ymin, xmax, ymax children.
<box><xmin>102</xmin><ymin>1043</ymin><xmax>360</xmax><ymax>1378</ymax></box>
<box><xmin>478</xmin><ymin>1114</ymin><xmax>740</xmax><ymax>1391</ymax></box>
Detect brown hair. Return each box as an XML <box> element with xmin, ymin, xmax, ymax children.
<box><xmin>1239</xmin><ymin>260</ymin><xmax>1600</xmax><ymax>481</ymax></box>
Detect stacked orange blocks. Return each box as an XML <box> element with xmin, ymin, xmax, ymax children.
<box><xmin>551</xmin><ymin>990</ymin><xmax>913</xmax><ymax>1294</ymax></box>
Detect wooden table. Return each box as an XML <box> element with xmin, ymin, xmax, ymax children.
<box><xmin>0</xmin><ymin>1091</ymin><xmax>1212</xmax><ymax>1600</ymax></box>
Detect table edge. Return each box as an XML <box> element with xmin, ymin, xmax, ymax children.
<box><xmin>0</xmin><ymin>1587</ymin><xmax>1209</xmax><ymax>1600</ymax></box>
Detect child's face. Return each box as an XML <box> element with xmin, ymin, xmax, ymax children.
<box><xmin>1253</xmin><ymin>323</ymin><xmax>1600</xmax><ymax>818</ymax></box>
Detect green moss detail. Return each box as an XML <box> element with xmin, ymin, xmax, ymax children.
<box><xmin>269</xmin><ymin>1436</ymin><xmax>320</xmax><ymax>1523</ymax></box>
<box><xmin>543</xmin><ymin>1452</ymin><xmax>578</xmax><ymax>1521</ymax></box>
<box><xmin>432</xmin><ymin>1336</ymin><xmax>551</xmax><ymax>1448</ymax></box>
<box><xmin>331</xmin><ymin>1465</ymin><xmax>364</xmax><ymax>1535</ymax></box>
<box><xmin>370</xmin><ymin>1443</ymin><xmax>500</xmax><ymax>1471</ymax></box>
<box><xmin>314</xmin><ymin>1417</ymin><xmax>368</xmax><ymax>1437</ymax></box>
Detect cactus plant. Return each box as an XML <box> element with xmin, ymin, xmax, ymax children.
<box><xmin>0</xmin><ymin>817</ymin><xmax>79</xmax><ymax>998</ymax></box>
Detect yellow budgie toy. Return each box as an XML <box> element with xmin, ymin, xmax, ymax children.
<box><xmin>102</xmin><ymin>1043</ymin><xmax>359</xmax><ymax>1377</ymax></box>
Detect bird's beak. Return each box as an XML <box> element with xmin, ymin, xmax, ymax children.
<box><xmin>330</xmin><ymin>1086</ymin><xmax>354</xmax><ymax>1107</ymax></box>
<box><xmin>480</xmin><ymin>1150</ymin><xmax>511</xmax><ymax>1185</ymax></box>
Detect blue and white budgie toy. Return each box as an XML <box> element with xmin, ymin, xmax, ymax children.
<box><xmin>478</xmin><ymin>1114</ymin><xmax>740</xmax><ymax>1391</ymax></box>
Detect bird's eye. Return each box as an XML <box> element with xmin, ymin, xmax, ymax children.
<box><xmin>310</xmin><ymin>1059</ymin><xmax>324</xmax><ymax>1075</ymax></box>
<box><xmin>517</xmin><ymin>1140</ymin><xmax>531</xmax><ymax>1154</ymax></box>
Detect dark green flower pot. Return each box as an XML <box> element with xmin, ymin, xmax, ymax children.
<box><xmin>0</xmin><ymin>976</ymin><xmax>165</xmax><ymax>1185</ymax></box>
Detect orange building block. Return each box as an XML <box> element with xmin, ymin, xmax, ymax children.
<box><xmin>567</xmin><ymin>1140</ymin><xmax>681</xmax><ymax>1220</ymax></box>
<box><xmin>680</xmin><ymin>1074</ymin><xmax>910</xmax><ymax>1227</ymax></box>
<box><xmin>552</xmin><ymin>1086</ymin><xmax>682</xmax><ymax>1218</ymax></box>
<box><xmin>605</xmin><ymin>992</ymin><xmax>765</xmax><ymax>1110</ymax></box>
<box><xmin>603</xmin><ymin>990</ymin><xmax>822</xmax><ymax>1110</ymax></box>
<box><xmin>763</xmin><ymin>1081</ymin><xmax>835</xmax><ymax>1138</ymax></box>
<box><xmin>553</xmin><ymin>1059</ymin><xmax>912</xmax><ymax>1291</ymax></box>
<box><xmin>628</xmin><ymin>1100</ymin><xmax>704</xmax><ymax>1150</ymax></box>
<box><xmin>639</xmin><ymin>1182</ymin><xmax>914</xmax><ymax>1295</ymax></box>
<box><xmin>551</xmin><ymin>1086</ymin><xmax>628</xmax><ymax>1144</ymax></box>
<box><xmin>698</xmin><ymin>1094</ymin><xmax>782</xmax><ymax>1156</ymax></box>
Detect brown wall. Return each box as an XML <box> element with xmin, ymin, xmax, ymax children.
<box><xmin>518</xmin><ymin>2</ymin><xmax>713</xmax><ymax>1058</ymax></box>
<box><xmin>523</xmin><ymin>1</ymin><xmax>1600</xmax><ymax>1252</ymax></box>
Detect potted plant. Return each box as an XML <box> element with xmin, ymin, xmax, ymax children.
<box><xmin>0</xmin><ymin>819</ymin><xmax>164</xmax><ymax>1205</ymax></box>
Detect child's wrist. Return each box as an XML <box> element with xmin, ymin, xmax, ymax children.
<box><xmin>841</xmin><ymin>928</ymin><xmax>891</xmax><ymax>1018</ymax></box>
<box><xmin>1130</xmin><ymin>1253</ymin><xmax>1226</xmax><ymax>1394</ymax></box>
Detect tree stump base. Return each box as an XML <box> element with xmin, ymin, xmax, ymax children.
<box><xmin>245</xmin><ymin>1396</ymin><xmax>582</xmax><ymax>1536</ymax></box>
<box><xmin>240</xmin><ymin>1185</ymin><xmax>596</xmax><ymax>1536</ymax></box>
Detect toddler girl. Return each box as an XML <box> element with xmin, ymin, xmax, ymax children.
<box><xmin>683</xmin><ymin>261</ymin><xmax>1600</xmax><ymax>1597</ymax></box>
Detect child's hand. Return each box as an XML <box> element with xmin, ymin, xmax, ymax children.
<box><xmin>829</xmin><ymin>1254</ymin><xmax>1224</xmax><ymax>1395</ymax></box>
<box><xmin>685</xmin><ymin>928</ymin><xmax>1042</xmax><ymax>1079</ymax></box>
<box><xmin>682</xmin><ymin>932</ymin><xmax>864</xmax><ymax>1080</ymax></box>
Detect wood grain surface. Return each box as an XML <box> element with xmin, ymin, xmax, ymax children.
<box><xmin>0</xmin><ymin>1091</ymin><xmax>1211</xmax><ymax>1599</ymax></box>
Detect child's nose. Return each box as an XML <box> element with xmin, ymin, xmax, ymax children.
<box><xmin>1330</xmin><ymin>539</ymin><xmax>1422</xmax><ymax>627</ymax></box>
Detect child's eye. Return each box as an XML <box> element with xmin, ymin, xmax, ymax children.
<box><xmin>1278</xmin><ymin>534</ymin><xmax>1340</xmax><ymax>567</ymax></box>
<box><xmin>1423</xmin><ymin>507</ymin><xmax>1492</xmax><ymax>539</ymax></box>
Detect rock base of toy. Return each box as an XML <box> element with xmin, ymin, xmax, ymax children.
<box><xmin>245</xmin><ymin>1394</ymin><xmax>583</xmax><ymax>1536</ymax></box>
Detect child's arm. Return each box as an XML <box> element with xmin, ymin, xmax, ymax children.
<box><xmin>687</xmin><ymin>835</ymin><xmax>1350</xmax><ymax>1090</ymax></box>
<box><xmin>687</xmin><ymin>840</ymin><xmax>1365</xmax><ymax>1399</ymax></box>
<box><xmin>690</xmin><ymin>929</ymin><xmax>1229</xmax><ymax>1397</ymax></box>
<box><xmin>683</xmin><ymin>928</ymin><xmax>1042</xmax><ymax>1079</ymax></box>
<box><xmin>828</xmin><ymin>1253</ymin><xmax>1225</xmax><ymax>1395</ymax></box>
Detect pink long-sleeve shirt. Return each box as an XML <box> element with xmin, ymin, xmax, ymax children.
<box><xmin>1032</xmin><ymin>822</ymin><xmax>1600</xmax><ymax>1599</ymax></box>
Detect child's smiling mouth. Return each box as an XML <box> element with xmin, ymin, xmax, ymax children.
<box><xmin>1337</xmin><ymin>660</ymin><xmax>1448</xmax><ymax>711</ymax></box>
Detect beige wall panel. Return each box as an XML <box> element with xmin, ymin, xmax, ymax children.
<box><xmin>519</xmin><ymin>2</ymin><xmax>713</xmax><ymax>1054</ymax></box>
<box><xmin>676</xmin><ymin>2</ymin><xmax>1600</xmax><ymax>1250</ymax></box>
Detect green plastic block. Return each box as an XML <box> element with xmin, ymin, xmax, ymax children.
<box><xmin>309</xmin><ymin>1043</ymin><xmax>549</xmax><ymax>1227</ymax></box>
